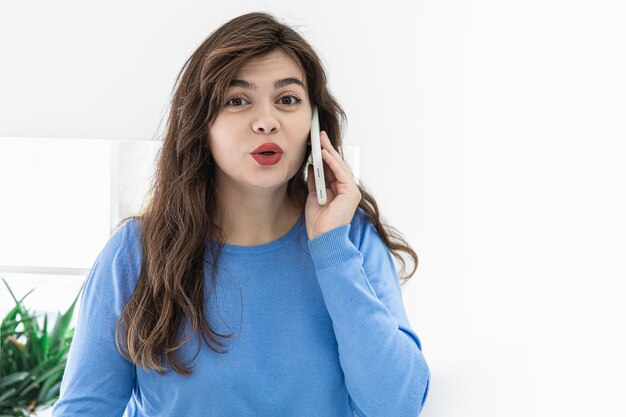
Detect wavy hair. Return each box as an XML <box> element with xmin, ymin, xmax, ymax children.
<box><xmin>114</xmin><ymin>11</ymin><xmax>419</xmax><ymax>376</ymax></box>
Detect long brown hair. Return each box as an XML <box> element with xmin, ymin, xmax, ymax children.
<box><xmin>114</xmin><ymin>11</ymin><xmax>419</xmax><ymax>376</ymax></box>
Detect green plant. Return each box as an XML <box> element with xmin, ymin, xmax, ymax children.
<box><xmin>0</xmin><ymin>277</ymin><xmax>84</xmax><ymax>417</ymax></box>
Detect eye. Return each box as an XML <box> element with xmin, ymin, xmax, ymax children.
<box><xmin>224</xmin><ymin>94</ymin><xmax>303</xmax><ymax>107</ymax></box>
<box><xmin>225</xmin><ymin>96</ymin><xmax>249</xmax><ymax>107</ymax></box>
<box><xmin>279</xmin><ymin>95</ymin><xmax>303</xmax><ymax>105</ymax></box>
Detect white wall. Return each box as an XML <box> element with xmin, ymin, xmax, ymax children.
<box><xmin>1</xmin><ymin>0</ymin><xmax>625</xmax><ymax>416</ymax></box>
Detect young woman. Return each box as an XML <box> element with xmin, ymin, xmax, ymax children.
<box><xmin>52</xmin><ymin>11</ymin><xmax>430</xmax><ymax>417</ymax></box>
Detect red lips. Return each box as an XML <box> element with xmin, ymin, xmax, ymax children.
<box><xmin>251</xmin><ymin>143</ymin><xmax>283</xmax><ymax>154</ymax></box>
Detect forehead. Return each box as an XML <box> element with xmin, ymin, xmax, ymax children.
<box><xmin>234</xmin><ymin>50</ymin><xmax>305</xmax><ymax>83</ymax></box>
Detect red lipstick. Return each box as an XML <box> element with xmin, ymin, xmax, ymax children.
<box><xmin>250</xmin><ymin>142</ymin><xmax>284</xmax><ymax>166</ymax></box>
<box><xmin>251</xmin><ymin>143</ymin><xmax>283</xmax><ymax>154</ymax></box>
<box><xmin>251</xmin><ymin>152</ymin><xmax>282</xmax><ymax>165</ymax></box>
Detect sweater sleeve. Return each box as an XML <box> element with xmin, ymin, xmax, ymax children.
<box><xmin>52</xmin><ymin>222</ymin><xmax>137</xmax><ymax>417</ymax></box>
<box><xmin>307</xmin><ymin>212</ymin><xmax>430</xmax><ymax>417</ymax></box>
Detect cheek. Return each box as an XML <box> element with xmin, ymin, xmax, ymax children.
<box><xmin>208</xmin><ymin>122</ymin><xmax>236</xmax><ymax>155</ymax></box>
<box><xmin>291</xmin><ymin>117</ymin><xmax>312</xmax><ymax>144</ymax></box>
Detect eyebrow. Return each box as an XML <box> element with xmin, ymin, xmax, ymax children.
<box><xmin>228</xmin><ymin>77</ymin><xmax>305</xmax><ymax>90</ymax></box>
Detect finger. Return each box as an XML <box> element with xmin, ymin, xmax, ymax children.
<box><xmin>321</xmin><ymin>148</ymin><xmax>352</xmax><ymax>186</ymax></box>
<box><xmin>320</xmin><ymin>132</ymin><xmax>352</xmax><ymax>182</ymax></box>
<box><xmin>321</xmin><ymin>131</ymin><xmax>342</xmax><ymax>160</ymax></box>
<box><xmin>319</xmin><ymin>132</ymin><xmax>346</xmax><ymax>170</ymax></box>
<box><xmin>323</xmin><ymin>158</ymin><xmax>337</xmax><ymax>183</ymax></box>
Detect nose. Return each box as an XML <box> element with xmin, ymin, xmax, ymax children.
<box><xmin>254</xmin><ymin>125</ymin><xmax>278</xmax><ymax>134</ymax></box>
<box><xmin>252</xmin><ymin>105</ymin><xmax>280</xmax><ymax>134</ymax></box>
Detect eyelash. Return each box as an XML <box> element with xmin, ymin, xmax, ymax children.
<box><xmin>224</xmin><ymin>95</ymin><xmax>303</xmax><ymax>107</ymax></box>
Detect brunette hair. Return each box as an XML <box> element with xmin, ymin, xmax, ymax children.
<box><xmin>114</xmin><ymin>11</ymin><xmax>419</xmax><ymax>376</ymax></box>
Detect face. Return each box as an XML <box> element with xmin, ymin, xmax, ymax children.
<box><xmin>208</xmin><ymin>49</ymin><xmax>312</xmax><ymax>195</ymax></box>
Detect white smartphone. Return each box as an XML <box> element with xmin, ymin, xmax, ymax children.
<box><xmin>310</xmin><ymin>105</ymin><xmax>327</xmax><ymax>205</ymax></box>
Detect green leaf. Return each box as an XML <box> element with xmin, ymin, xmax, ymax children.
<box><xmin>18</xmin><ymin>361</ymin><xmax>65</xmax><ymax>397</ymax></box>
<box><xmin>1</xmin><ymin>306</ymin><xmax>20</xmax><ymax>331</ymax></box>
<box><xmin>0</xmin><ymin>387</ymin><xmax>18</xmax><ymax>403</ymax></box>
<box><xmin>2</xmin><ymin>279</ymin><xmax>34</xmax><ymax>327</ymax></box>
<box><xmin>5</xmin><ymin>341</ymin><xmax>28</xmax><ymax>370</ymax></box>
<box><xmin>2</xmin><ymin>278</ymin><xmax>34</xmax><ymax>307</ymax></box>
<box><xmin>49</xmin><ymin>279</ymin><xmax>85</xmax><ymax>354</ymax></box>
<box><xmin>37</xmin><ymin>373</ymin><xmax>63</xmax><ymax>403</ymax></box>
<box><xmin>0</xmin><ymin>372</ymin><xmax>29</xmax><ymax>388</ymax></box>
<box><xmin>0</xmin><ymin>278</ymin><xmax>82</xmax><ymax>415</ymax></box>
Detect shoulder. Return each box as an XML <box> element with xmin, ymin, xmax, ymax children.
<box><xmin>117</xmin><ymin>218</ymin><xmax>143</xmax><ymax>275</ymax></box>
<box><xmin>89</xmin><ymin>218</ymin><xmax>143</xmax><ymax>289</ymax></box>
<box><xmin>105</xmin><ymin>218</ymin><xmax>142</xmax><ymax>259</ymax></box>
<box><xmin>117</xmin><ymin>217</ymin><xmax>142</xmax><ymax>253</ymax></box>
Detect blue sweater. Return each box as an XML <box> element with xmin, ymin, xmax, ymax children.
<box><xmin>52</xmin><ymin>207</ymin><xmax>430</xmax><ymax>417</ymax></box>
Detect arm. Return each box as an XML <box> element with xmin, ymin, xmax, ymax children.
<box><xmin>52</xmin><ymin>223</ymin><xmax>137</xmax><ymax>417</ymax></box>
<box><xmin>307</xmin><ymin>213</ymin><xmax>430</xmax><ymax>417</ymax></box>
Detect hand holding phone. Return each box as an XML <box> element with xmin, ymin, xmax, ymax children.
<box><xmin>309</xmin><ymin>106</ymin><xmax>327</xmax><ymax>205</ymax></box>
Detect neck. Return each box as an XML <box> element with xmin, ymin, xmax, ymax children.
<box><xmin>214</xmin><ymin>195</ymin><xmax>301</xmax><ymax>246</ymax></box>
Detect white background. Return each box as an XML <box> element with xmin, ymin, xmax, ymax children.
<box><xmin>1</xmin><ymin>1</ymin><xmax>626</xmax><ymax>416</ymax></box>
